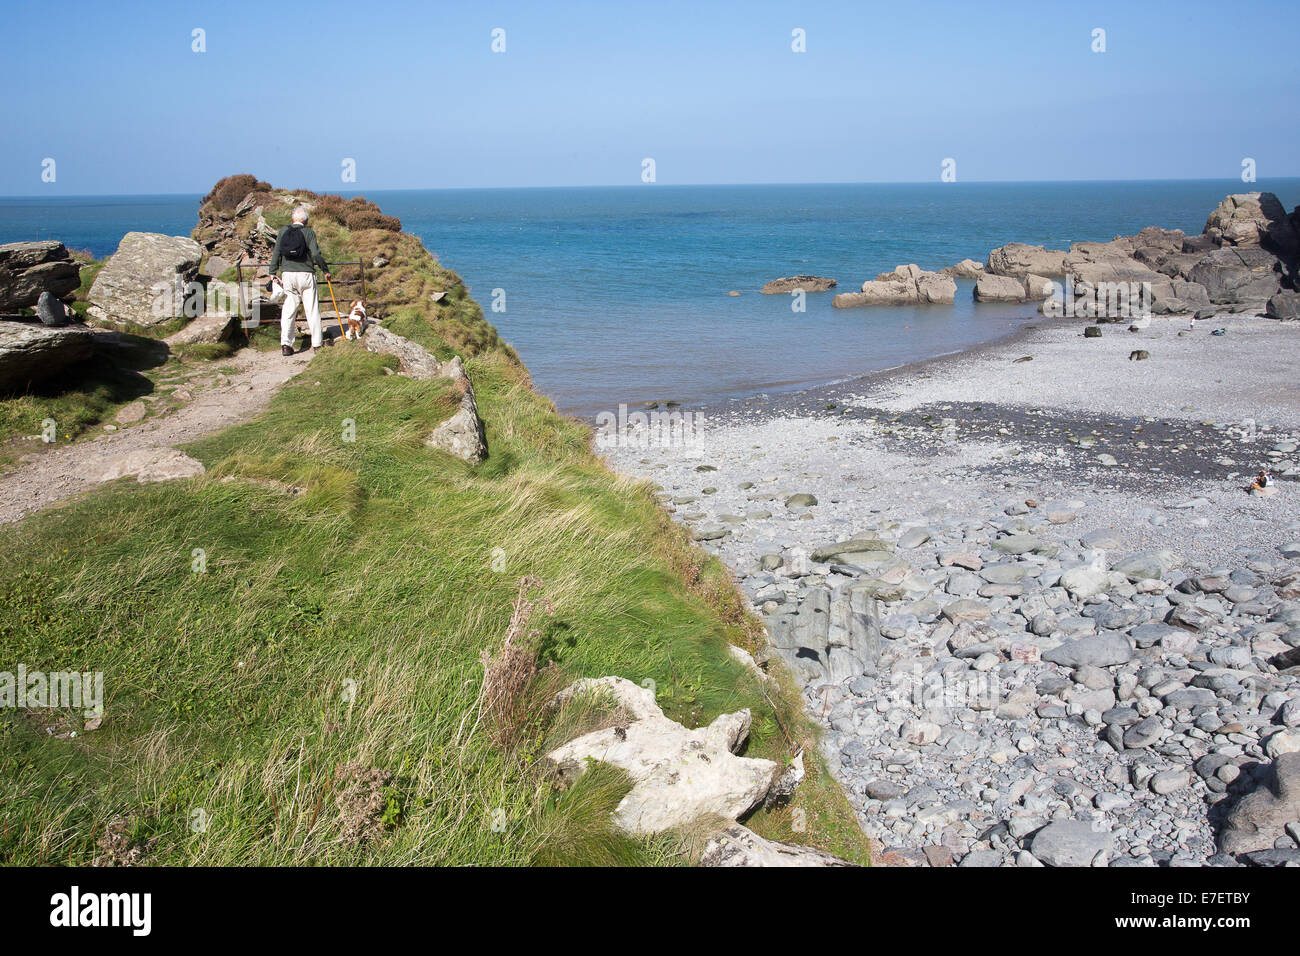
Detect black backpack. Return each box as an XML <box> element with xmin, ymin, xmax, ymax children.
<box><xmin>280</xmin><ymin>225</ymin><xmax>310</xmax><ymax>261</ymax></box>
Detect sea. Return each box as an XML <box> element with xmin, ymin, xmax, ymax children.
<box><xmin>3</xmin><ymin>179</ymin><xmax>1296</xmax><ymax>417</ymax></box>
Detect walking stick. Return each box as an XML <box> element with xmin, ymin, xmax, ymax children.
<box><xmin>323</xmin><ymin>274</ymin><xmax>345</xmax><ymax>338</ymax></box>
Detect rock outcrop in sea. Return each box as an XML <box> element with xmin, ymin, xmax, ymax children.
<box><xmin>816</xmin><ymin>191</ymin><xmax>1300</xmax><ymax>320</ymax></box>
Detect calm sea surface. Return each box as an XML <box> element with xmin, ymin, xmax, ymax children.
<box><xmin>4</xmin><ymin>180</ymin><xmax>1295</xmax><ymax>415</ymax></box>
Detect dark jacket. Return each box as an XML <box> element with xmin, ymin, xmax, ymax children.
<box><xmin>269</xmin><ymin>224</ymin><xmax>328</xmax><ymax>275</ymax></box>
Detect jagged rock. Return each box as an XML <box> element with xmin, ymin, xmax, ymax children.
<box><xmin>916</xmin><ymin>271</ymin><xmax>957</xmax><ymax>304</ymax></box>
<box><xmin>1219</xmin><ymin>753</ymin><xmax>1300</xmax><ymax>855</ymax></box>
<box><xmin>87</xmin><ymin>232</ymin><xmax>204</xmax><ymax>330</ymax></box>
<box><xmin>974</xmin><ymin>273</ymin><xmax>1029</xmax><ymax>303</ymax></box>
<box><xmin>363</xmin><ymin>324</ymin><xmax>446</xmax><ymax>379</ymax></box>
<box><xmin>985</xmin><ymin>243</ymin><xmax>1067</xmax><ymax>278</ymax></box>
<box><xmin>1023</xmin><ymin>274</ymin><xmax>1055</xmax><ymax>301</ymax></box>
<box><xmin>834</xmin><ymin>265</ymin><xmax>955</xmax><ymax>307</ymax></box>
<box><xmin>761</xmin><ymin>275</ymin><xmax>836</xmax><ymax>294</ymax></box>
<box><xmin>165</xmin><ymin>311</ymin><xmax>241</xmax><ymax>346</ymax></box>
<box><xmin>700</xmin><ymin>824</ymin><xmax>856</xmax><ymax>867</ymax></box>
<box><xmin>767</xmin><ymin>582</ymin><xmax>881</xmax><ymax>683</ymax></box>
<box><xmin>1190</xmin><ymin>247</ymin><xmax>1285</xmax><ymax>305</ymax></box>
<box><xmin>1152</xmin><ymin>277</ymin><xmax>1211</xmax><ymax>314</ymax></box>
<box><xmin>426</xmin><ymin>374</ymin><xmax>487</xmax><ymax>463</ymax></box>
<box><xmin>1265</xmin><ymin>291</ymin><xmax>1300</xmax><ymax>321</ymax></box>
<box><xmin>1204</xmin><ymin>192</ymin><xmax>1299</xmax><ymax>256</ymax></box>
<box><xmin>1146</xmin><ymin>250</ymin><xmax>1206</xmax><ymax>280</ymax></box>
<box><xmin>0</xmin><ymin>322</ymin><xmax>93</xmax><ymax>394</ymax></box>
<box><xmin>1128</xmin><ymin>226</ymin><xmax>1187</xmax><ymax>254</ymax></box>
<box><xmin>198</xmin><ymin>253</ymin><xmax>232</xmax><ymax>278</ymax></box>
<box><xmin>544</xmin><ymin>677</ymin><xmax>778</xmax><ymax>835</ymax></box>
<box><xmin>0</xmin><ymin>241</ymin><xmax>81</xmax><ymax>311</ymax></box>
<box><xmin>86</xmin><ymin>447</ymin><xmax>206</xmax><ymax>484</ymax></box>
<box><xmin>940</xmin><ymin>258</ymin><xmax>984</xmax><ymax>279</ymax></box>
<box><xmin>765</xmin><ymin>749</ymin><xmax>805</xmax><ymax>806</ymax></box>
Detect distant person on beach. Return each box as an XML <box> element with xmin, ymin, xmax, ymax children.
<box><xmin>267</xmin><ymin>206</ymin><xmax>332</xmax><ymax>356</ymax></box>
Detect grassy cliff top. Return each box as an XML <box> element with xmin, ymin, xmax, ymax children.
<box><xmin>0</xmin><ymin>179</ymin><xmax>871</xmax><ymax>866</ymax></box>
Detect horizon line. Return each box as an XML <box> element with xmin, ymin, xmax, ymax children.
<box><xmin>3</xmin><ymin>174</ymin><xmax>1299</xmax><ymax>201</ymax></box>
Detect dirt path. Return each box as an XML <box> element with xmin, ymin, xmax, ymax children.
<box><xmin>0</xmin><ymin>343</ymin><xmax>314</xmax><ymax>525</ymax></box>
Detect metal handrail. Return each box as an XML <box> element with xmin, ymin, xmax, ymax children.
<box><xmin>235</xmin><ymin>259</ymin><xmax>368</xmax><ymax>324</ymax></box>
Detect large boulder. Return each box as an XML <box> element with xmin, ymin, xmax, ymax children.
<box><xmin>1063</xmin><ymin>240</ymin><xmax>1163</xmax><ymax>281</ymax></box>
<box><xmin>833</xmin><ymin>264</ymin><xmax>955</xmax><ymax>307</ymax></box>
<box><xmin>916</xmin><ymin>271</ymin><xmax>957</xmax><ymax>304</ymax></box>
<box><xmin>1190</xmin><ymin>247</ymin><xmax>1285</xmax><ymax>305</ymax></box>
<box><xmin>761</xmin><ymin>275</ymin><xmax>836</xmax><ymax>294</ymax></box>
<box><xmin>1024</xmin><ymin>274</ymin><xmax>1055</xmax><ymax>301</ymax></box>
<box><xmin>165</xmin><ymin>310</ymin><xmax>241</xmax><ymax>347</ymax></box>
<box><xmin>87</xmin><ymin>232</ymin><xmax>204</xmax><ymax>330</ymax></box>
<box><xmin>1204</xmin><ymin>192</ymin><xmax>1299</xmax><ymax>257</ymax></box>
<box><xmin>940</xmin><ymin>258</ymin><xmax>984</xmax><ymax>279</ymax></box>
<box><xmin>986</xmin><ymin>242</ymin><xmax>1067</xmax><ymax>278</ymax></box>
<box><xmin>1218</xmin><ymin>753</ymin><xmax>1300</xmax><ymax>855</ymax></box>
<box><xmin>1266</xmin><ymin>291</ymin><xmax>1300</xmax><ymax>321</ymax></box>
<box><xmin>0</xmin><ymin>322</ymin><xmax>93</xmax><ymax>394</ymax></box>
<box><xmin>543</xmin><ymin>677</ymin><xmax>778</xmax><ymax>835</ymax></box>
<box><xmin>1152</xmin><ymin>277</ymin><xmax>1211</xmax><ymax>315</ymax></box>
<box><xmin>425</xmin><ymin>374</ymin><xmax>488</xmax><ymax>464</ymax></box>
<box><xmin>1128</xmin><ymin>226</ymin><xmax>1187</xmax><ymax>254</ymax></box>
<box><xmin>1133</xmin><ymin>246</ymin><xmax>1203</xmax><ymax>280</ymax></box>
<box><xmin>766</xmin><ymin>581</ymin><xmax>881</xmax><ymax>684</ymax></box>
<box><xmin>1059</xmin><ymin>242</ymin><xmax>1179</xmax><ymax>316</ymax></box>
<box><xmin>0</xmin><ymin>241</ymin><xmax>81</xmax><ymax>311</ymax></box>
<box><xmin>974</xmin><ymin>272</ymin><xmax>1028</xmax><ymax>303</ymax></box>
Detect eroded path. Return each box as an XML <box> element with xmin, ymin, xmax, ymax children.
<box><xmin>1</xmin><ymin>339</ymin><xmax>312</xmax><ymax>525</ymax></box>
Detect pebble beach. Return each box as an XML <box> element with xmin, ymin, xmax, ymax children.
<box><xmin>604</xmin><ymin>309</ymin><xmax>1300</xmax><ymax>867</ymax></box>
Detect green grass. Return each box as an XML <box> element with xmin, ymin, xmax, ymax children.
<box><xmin>1</xmin><ymin>184</ymin><xmax>872</xmax><ymax>866</ymax></box>
<box><xmin>0</xmin><ymin>342</ymin><xmax>871</xmax><ymax>865</ymax></box>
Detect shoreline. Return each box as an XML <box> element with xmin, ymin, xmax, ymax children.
<box><xmin>602</xmin><ymin>306</ymin><xmax>1300</xmax><ymax>867</ymax></box>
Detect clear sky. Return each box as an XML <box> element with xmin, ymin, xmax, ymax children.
<box><xmin>4</xmin><ymin>0</ymin><xmax>1297</xmax><ymax>195</ymax></box>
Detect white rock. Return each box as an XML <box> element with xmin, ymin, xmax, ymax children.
<box><xmin>544</xmin><ymin>677</ymin><xmax>778</xmax><ymax>834</ymax></box>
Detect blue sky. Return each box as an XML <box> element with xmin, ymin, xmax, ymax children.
<box><xmin>4</xmin><ymin>0</ymin><xmax>1297</xmax><ymax>195</ymax></box>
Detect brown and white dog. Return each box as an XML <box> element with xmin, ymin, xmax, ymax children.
<box><xmin>344</xmin><ymin>299</ymin><xmax>367</xmax><ymax>340</ymax></box>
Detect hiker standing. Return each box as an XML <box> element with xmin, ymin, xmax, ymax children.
<box><xmin>268</xmin><ymin>206</ymin><xmax>332</xmax><ymax>355</ymax></box>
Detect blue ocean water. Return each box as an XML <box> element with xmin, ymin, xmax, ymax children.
<box><xmin>3</xmin><ymin>180</ymin><xmax>1296</xmax><ymax>415</ymax></box>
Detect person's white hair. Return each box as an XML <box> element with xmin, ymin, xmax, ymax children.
<box><xmin>291</xmin><ymin>206</ymin><xmax>309</xmax><ymax>223</ymax></box>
